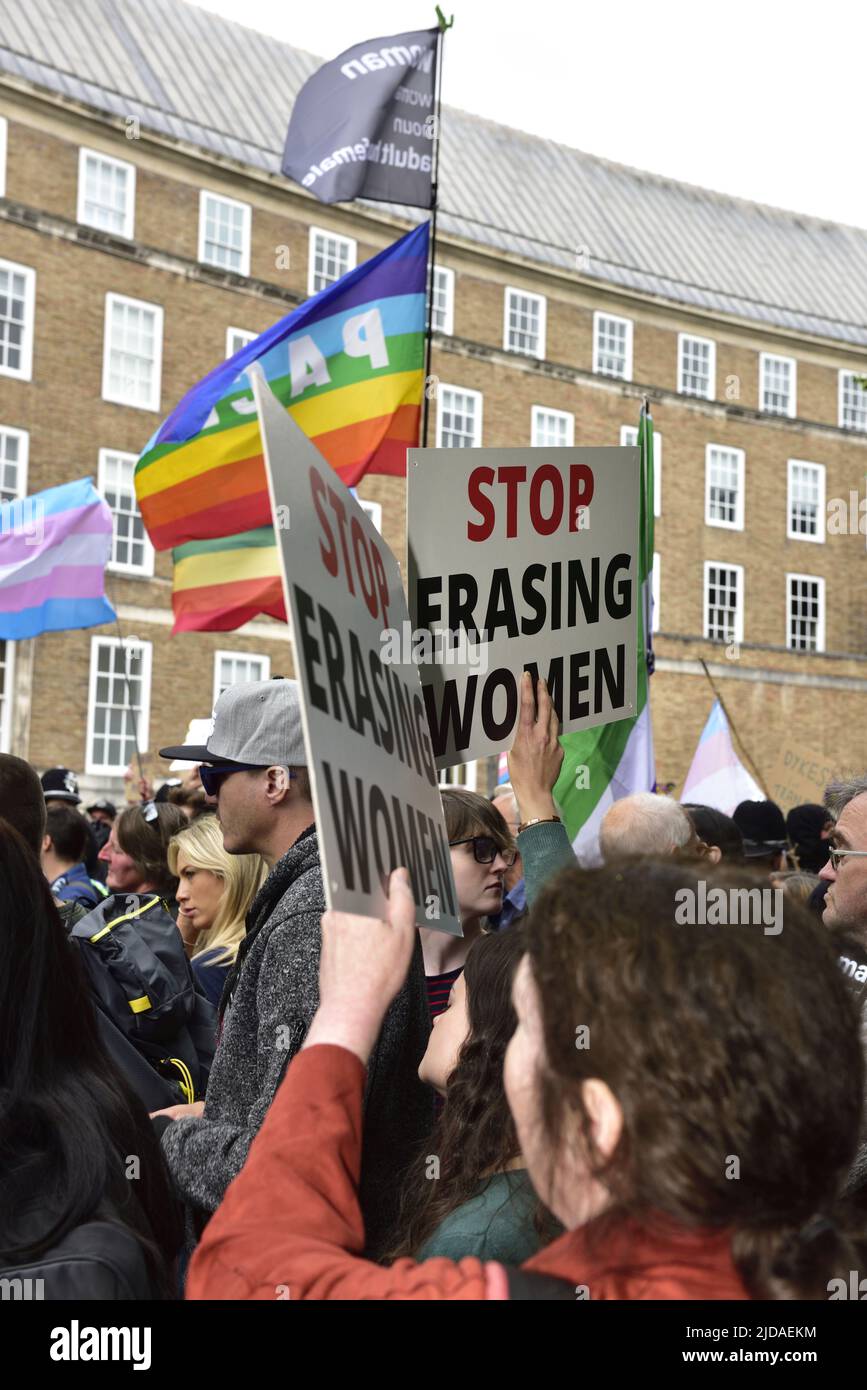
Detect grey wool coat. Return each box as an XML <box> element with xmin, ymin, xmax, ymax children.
<box><xmin>160</xmin><ymin>824</ymin><xmax>433</xmax><ymax>1257</ymax></box>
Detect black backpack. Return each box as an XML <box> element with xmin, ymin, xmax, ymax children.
<box><xmin>0</xmin><ymin>1221</ymin><xmax>156</xmax><ymax>1300</ymax></box>
<box><xmin>69</xmin><ymin>893</ymin><xmax>218</xmax><ymax>1108</ymax></box>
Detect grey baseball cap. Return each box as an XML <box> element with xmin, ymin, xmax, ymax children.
<box><xmin>159</xmin><ymin>679</ymin><xmax>307</xmax><ymax>767</ymax></box>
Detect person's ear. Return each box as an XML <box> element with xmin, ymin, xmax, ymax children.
<box><xmin>707</xmin><ymin>844</ymin><xmax>722</xmax><ymax>865</ymax></box>
<box><xmin>580</xmin><ymin>1077</ymin><xmax>623</xmax><ymax>1163</ymax></box>
<box><xmin>42</xmin><ymin>834</ymin><xmax>51</xmax><ymax>855</ymax></box>
<box><xmin>265</xmin><ymin>766</ymin><xmax>293</xmax><ymax>803</ymax></box>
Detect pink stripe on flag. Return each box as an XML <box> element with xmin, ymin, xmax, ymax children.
<box><xmin>0</xmin><ymin>502</ymin><xmax>110</xmax><ymax>566</ymax></box>
<box><xmin>682</xmin><ymin>728</ymin><xmax>737</xmax><ymax>790</ymax></box>
<box><xmin>0</xmin><ymin>565</ymin><xmax>108</xmax><ymax>612</ymax></box>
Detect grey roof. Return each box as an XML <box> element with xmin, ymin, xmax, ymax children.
<box><xmin>2</xmin><ymin>0</ymin><xmax>866</xmax><ymax>348</ymax></box>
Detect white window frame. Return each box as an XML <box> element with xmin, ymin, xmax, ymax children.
<box><xmin>839</xmin><ymin>371</ymin><xmax>867</xmax><ymax>432</ymax></box>
<box><xmin>438</xmin><ymin>761</ymin><xmax>478</xmax><ymax>791</ymax></box>
<box><xmin>226</xmin><ymin>327</ymin><xmax>258</xmax><ymax>358</ymax></box>
<box><xmin>704</xmin><ymin>445</ymin><xmax>745</xmax><ymax>531</ymax></box>
<box><xmin>212</xmin><ymin>650</ymin><xmax>272</xmax><ymax>707</ymax></box>
<box><xmin>357</xmin><ymin>499</ymin><xmax>383</xmax><ymax>532</ymax></box>
<box><xmin>759</xmin><ymin>351</ymin><xmax>797</xmax><ymax>418</ymax></box>
<box><xmin>503</xmin><ymin>286</ymin><xmax>546</xmax><ymax>360</ymax></box>
<box><xmin>0</xmin><ymin>638</ymin><xmax>15</xmax><ymax>753</ymax></box>
<box><xmin>97</xmin><ymin>448</ymin><xmax>155</xmax><ymax>577</ymax></box>
<box><xmin>432</xmin><ymin>266</ymin><xmax>455</xmax><ymax>336</ymax></box>
<box><xmin>308</xmin><ymin>227</ymin><xmax>357</xmax><ymax>296</ymax></box>
<box><xmin>77</xmin><ymin>147</ymin><xmax>136</xmax><ymax>240</ymax></box>
<box><xmin>0</xmin><ymin>117</ymin><xmax>7</xmax><ymax>199</ymax></box>
<box><xmin>703</xmin><ymin>562</ymin><xmax>744</xmax><ymax>644</ymax></box>
<box><xmin>651</xmin><ymin>552</ymin><xmax>660</xmax><ymax>634</ymax></box>
<box><xmin>102</xmin><ymin>292</ymin><xmax>163</xmax><ymax>412</ymax></box>
<box><xmin>786</xmin><ymin>573</ymin><xmax>825</xmax><ymax>653</ymax></box>
<box><xmin>532</xmin><ymin>406</ymin><xmax>574</xmax><ymax>447</ymax></box>
<box><xmin>593</xmin><ymin>311</ymin><xmax>633</xmax><ymax>381</ymax></box>
<box><xmin>0</xmin><ymin>258</ymin><xmax>36</xmax><ymax>382</ymax></box>
<box><xmin>786</xmin><ymin>459</ymin><xmax>825</xmax><ymax>544</ymax></box>
<box><xmin>0</xmin><ymin>425</ymin><xmax>29</xmax><ymax>501</ymax></box>
<box><xmin>678</xmin><ymin>332</ymin><xmax>716</xmax><ymax>400</ymax></box>
<box><xmin>436</xmin><ymin>384</ymin><xmax>483</xmax><ymax>448</ymax></box>
<box><xmin>198</xmin><ymin>190</ymin><xmax>251</xmax><ymax>277</ymax></box>
<box><xmin>620</xmin><ymin>425</ymin><xmax>662</xmax><ymax>517</ymax></box>
<box><xmin>86</xmin><ymin>636</ymin><xmax>153</xmax><ymax>777</ymax></box>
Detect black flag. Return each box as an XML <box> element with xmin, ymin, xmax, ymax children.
<box><xmin>282</xmin><ymin>29</ymin><xmax>439</xmax><ymax>208</ymax></box>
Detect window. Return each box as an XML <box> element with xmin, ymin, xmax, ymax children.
<box><xmin>102</xmin><ymin>294</ymin><xmax>163</xmax><ymax>411</ymax></box>
<box><xmin>199</xmin><ymin>192</ymin><xmax>251</xmax><ymax>276</ymax></box>
<box><xmin>532</xmin><ymin>407</ymin><xmax>574</xmax><ymax>447</ymax></box>
<box><xmin>432</xmin><ymin>267</ymin><xmax>454</xmax><ymax>335</ymax></box>
<box><xmin>760</xmin><ymin>352</ymin><xmax>796</xmax><ymax>417</ymax></box>
<box><xmin>787</xmin><ymin>574</ymin><xmax>825</xmax><ymax>652</ymax></box>
<box><xmin>620</xmin><ymin>425</ymin><xmax>662</xmax><ymax>517</ymax></box>
<box><xmin>226</xmin><ymin>327</ymin><xmax>258</xmax><ymax>358</ymax></box>
<box><xmin>787</xmin><ymin>460</ymin><xmax>825</xmax><ymax>543</ymax></box>
<box><xmin>593</xmin><ymin>312</ymin><xmax>632</xmax><ymax>380</ymax></box>
<box><xmin>651</xmin><ymin>552</ymin><xmax>660</xmax><ymax>634</ymax></box>
<box><xmin>705</xmin><ymin>445</ymin><xmax>745</xmax><ymax>529</ymax></box>
<box><xmin>704</xmin><ymin>563</ymin><xmax>744</xmax><ymax>643</ymax></box>
<box><xmin>678</xmin><ymin>333</ymin><xmax>716</xmax><ymax>399</ymax></box>
<box><xmin>0</xmin><ymin>426</ymin><xmax>28</xmax><ymax>502</ymax></box>
<box><xmin>438</xmin><ymin>762</ymin><xmax>478</xmax><ymax>791</ymax></box>
<box><xmin>839</xmin><ymin>372</ymin><xmax>867</xmax><ymax>432</ymax></box>
<box><xmin>437</xmin><ymin>386</ymin><xmax>482</xmax><ymax>447</ymax></box>
<box><xmin>98</xmin><ymin>449</ymin><xmax>154</xmax><ymax>576</ymax></box>
<box><xmin>213</xmin><ymin>651</ymin><xmax>271</xmax><ymax>705</ymax></box>
<box><xmin>504</xmin><ymin>288</ymin><xmax>546</xmax><ymax>359</ymax></box>
<box><xmin>357</xmin><ymin>499</ymin><xmax>383</xmax><ymax>532</ymax></box>
<box><xmin>308</xmin><ymin>228</ymin><xmax>356</xmax><ymax>295</ymax></box>
<box><xmin>86</xmin><ymin>638</ymin><xmax>152</xmax><ymax>775</ymax></box>
<box><xmin>0</xmin><ymin>640</ymin><xmax>13</xmax><ymax>753</ymax></box>
<box><xmin>77</xmin><ymin>148</ymin><xmax>135</xmax><ymax>239</ymax></box>
<box><xmin>0</xmin><ymin>259</ymin><xmax>35</xmax><ymax>380</ymax></box>
<box><xmin>0</xmin><ymin>117</ymin><xmax>7</xmax><ymax>199</ymax></box>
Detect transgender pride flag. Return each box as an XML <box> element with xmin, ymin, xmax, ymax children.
<box><xmin>0</xmin><ymin>478</ymin><xmax>115</xmax><ymax>639</ymax></box>
<box><xmin>680</xmin><ymin>700</ymin><xmax>763</xmax><ymax>816</ymax></box>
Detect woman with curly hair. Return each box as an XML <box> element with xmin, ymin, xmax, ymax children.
<box><xmin>387</xmin><ymin>925</ymin><xmax>557</xmax><ymax>1263</ymax></box>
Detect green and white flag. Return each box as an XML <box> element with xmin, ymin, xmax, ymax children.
<box><xmin>553</xmin><ymin>403</ymin><xmax>656</xmax><ymax>862</ymax></box>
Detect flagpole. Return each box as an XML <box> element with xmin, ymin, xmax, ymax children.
<box><xmin>422</xmin><ymin>8</ymin><xmax>452</xmax><ymax>448</ymax></box>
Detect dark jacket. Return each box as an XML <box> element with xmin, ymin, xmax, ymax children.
<box><xmin>51</xmin><ymin>860</ymin><xmax>102</xmax><ymax>910</ymax></box>
<box><xmin>160</xmin><ymin>824</ymin><xmax>433</xmax><ymax>1257</ymax></box>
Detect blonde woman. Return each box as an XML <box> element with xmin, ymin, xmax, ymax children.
<box><xmin>167</xmin><ymin>816</ymin><xmax>268</xmax><ymax>1008</ymax></box>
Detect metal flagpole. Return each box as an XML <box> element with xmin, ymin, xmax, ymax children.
<box><xmin>421</xmin><ymin>8</ymin><xmax>453</xmax><ymax>447</ymax></box>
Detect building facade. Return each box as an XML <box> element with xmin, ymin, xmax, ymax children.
<box><xmin>1</xmin><ymin>0</ymin><xmax>866</xmax><ymax>805</ymax></box>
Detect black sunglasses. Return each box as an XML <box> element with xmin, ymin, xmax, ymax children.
<box><xmin>199</xmin><ymin>761</ymin><xmax>279</xmax><ymax>796</ymax></box>
<box><xmin>449</xmin><ymin>835</ymin><xmax>517</xmax><ymax>868</ymax></box>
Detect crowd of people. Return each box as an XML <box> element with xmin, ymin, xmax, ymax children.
<box><xmin>1</xmin><ymin>670</ymin><xmax>866</xmax><ymax>1300</ymax></box>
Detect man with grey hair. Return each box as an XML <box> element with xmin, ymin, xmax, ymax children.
<box><xmin>153</xmin><ymin>679</ymin><xmax>432</xmax><ymax>1259</ymax></box>
<box><xmin>599</xmin><ymin>791</ymin><xmax>695</xmax><ymax>862</ymax></box>
<box><xmin>820</xmin><ymin>777</ymin><xmax>867</xmax><ymax>948</ymax></box>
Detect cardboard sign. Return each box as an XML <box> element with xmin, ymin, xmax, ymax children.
<box><xmin>407</xmin><ymin>447</ymin><xmax>640</xmax><ymax>767</ymax></box>
<box><xmin>763</xmin><ymin>744</ymin><xmax>855</xmax><ymax>812</ymax></box>
<box><xmin>252</xmin><ymin>369</ymin><xmax>460</xmax><ymax>935</ymax></box>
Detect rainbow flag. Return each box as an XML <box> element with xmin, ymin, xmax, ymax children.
<box><xmin>135</xmin><ymin>222</ymin><xmax>428</xmax><ymax>560</ymax></box>
<box><xmin>0</xmin><ymin>478</ymin><xmax>115</xmax><ymax>639</ymax></box>
<box><xmin>172</xmin><ymin>526</ymin><xmax>284</xmax><ymax>633</ymax></box>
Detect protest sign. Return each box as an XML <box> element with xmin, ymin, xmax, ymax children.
<box><xmin>251</xmin><ymin>368</ymin><xmax>460</xmax><ymax>934</ymax></box>
<box><xmin>407</xmin><ymin>447</ymin><xmax>640</xmax><ymax>767</ymax></box>
<box><xmin>763</xmin><ymin>742</ymin><xmax>856</xmax><ymax>812</ymax></box>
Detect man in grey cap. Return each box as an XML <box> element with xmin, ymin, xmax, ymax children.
<box><xmin>153</xmin><ymin>678</ymin><xmax>432</xmax><ymax>1258</ymax></box>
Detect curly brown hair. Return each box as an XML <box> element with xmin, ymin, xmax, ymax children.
<box><xmin>386</xmin><ymin>924</ymin><xmax>550</xmax><ymax>1260</ymax></box>
<box><xmin>528</xmin><ymin>858</ymin><xmax>867</xmax><ymax>1298</ymax></box>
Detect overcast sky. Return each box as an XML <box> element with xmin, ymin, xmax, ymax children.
<box><xmin>189</xmin><ymin>0</ymin><xmax>866</xmax><ymax>232</ymax></box>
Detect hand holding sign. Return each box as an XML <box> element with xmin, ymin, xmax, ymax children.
<box><xmin>508</xmin><ymin>672</ymin><xmax>563</xmax><ymax>824</ymax></box>
<box><xmin>304</xmin><ymin>868</ymin><xmax>418</xmax><ymax>1065</ymax></box>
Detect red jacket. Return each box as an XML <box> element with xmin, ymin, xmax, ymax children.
<box><xmin>186</xmin><ymin>1045</ymin><xmax>748</xmax><ymax>1300</ymax></box>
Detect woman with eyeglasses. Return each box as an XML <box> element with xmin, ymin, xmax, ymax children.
<box><xmin>421</xmin><ymin>788</ymin><xmax>518</xmax><ymax>1023</ymax></box>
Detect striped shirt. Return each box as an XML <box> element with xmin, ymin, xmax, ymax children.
<box><xmin>426</xmin><ymin>968</ymin><xmax>463</xmax><ymax>1022</ymax></box>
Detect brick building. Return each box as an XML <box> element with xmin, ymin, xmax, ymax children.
<box><xmin>1</xmin><ymin>0</ymin><xmax>866</xmax><ymax>806</ymax></box>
